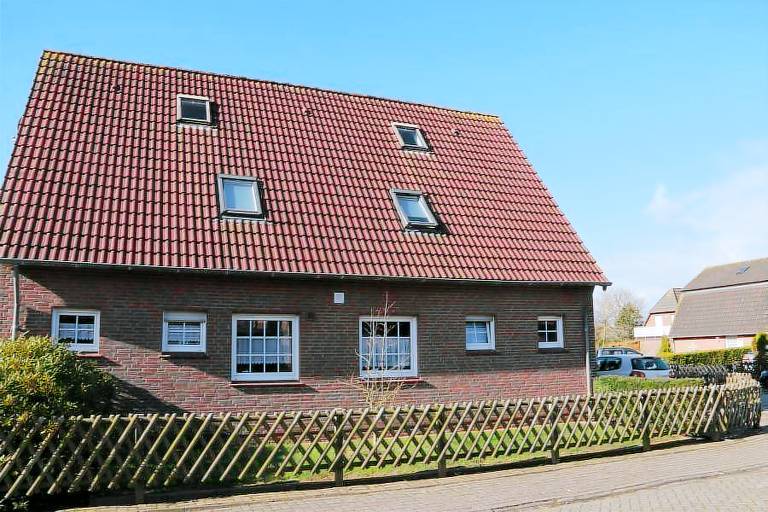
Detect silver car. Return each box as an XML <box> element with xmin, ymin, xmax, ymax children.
<box><xmin>596</xmin><ymin>354</ymin><xmax>671</xmax><ymax>379</ymax></box>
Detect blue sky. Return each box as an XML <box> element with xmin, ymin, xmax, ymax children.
<box><xmin>1</xmin><ymin>0</ymin><xmax>766</xmax><ymax>309</ymax></box>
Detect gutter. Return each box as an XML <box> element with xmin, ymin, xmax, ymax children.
<box><xmin>0</xmin><ymin>258</ymin><xmax>612</xmax><ymax>288</ymax></box>
<box><xmin>10</xmin><ymin>264</ymin><xmax>19</xmax><ymax>339</ymax></box>
<box><xmin>583</xmin><ymin>305</ymin><xmax>592</xmax><ymax>395</ymax></box>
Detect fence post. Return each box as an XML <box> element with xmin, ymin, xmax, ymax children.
<box><xmin>333</xmin><ymin>410</ymin><xmax>344</xmax><ymax>486</ymax></box>
<box><xmin>437</xmin><ymin>407</ymin><xmax>447</xmax><ymax>478</ymax></box>
<box><xmin>548</xmin><ymin>402</ymin><xmax>560</xmax><ymax>464</ymax></box>
<box><xmin>641</xmin><ymin>392</ymin><xmax>651</xmax><ymax>452</ymax></box>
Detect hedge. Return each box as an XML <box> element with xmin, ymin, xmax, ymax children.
<box><xmin>593</xmin><ymin>376</ymin><xmax>704</xmax><ymax>392</ymax></box>
<box><xmin>663</xmin><ymin>347</ymin><xmax>751</xmax><ymax>366</ymax></box>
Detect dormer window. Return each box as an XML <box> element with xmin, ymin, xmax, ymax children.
<box><xmin>177</xmin><ymin>94</ymin><xmax>212</xmax><ymax>124</ymax></box>
<box><xmin>391</xmin><ymin>190</ymin><xmax>438</xmax><ymax>229</ymax></box>
<box><xmin>218</xmin><ymin>175</ymin><xmax>263</xmax><ymax>217</ymax></box>
<box><xmin>393</xmin><ymin>123</ymin><xmax>430</xmax><ymax>151</ymax></box>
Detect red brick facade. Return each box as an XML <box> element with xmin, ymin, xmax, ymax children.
<box><xmin>1</xmin><ymin>264</ymin><xmax>595</xmax><ymax>412</ymax></box>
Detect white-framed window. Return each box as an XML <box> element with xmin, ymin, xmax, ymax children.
<box><xmin>162</xmin><ymin>312</ymin><xmax>207</xmax><ymax>353</ymax></box>
<box><xmin>725</xmin><ymin>336</ymin><xmax>742</xmax><ymax>348</ymax></box>
<box><xmin>359</xmin><ymin>316</ymin><xmax>417</xmax><ymax>378</ymax></box>
<box><xmin>231</xmin><ymin>315</ymin><xmax>300</xmax><ymax>382</ymax></box>
<box><xmin>218</xmin><ymin>175</ymin><xmax>263</xmax><ymax>217</ymax></box>
<box><xmin>537</xmin><ymin>316</ymin><xmax>564</xmax><ymax>349</ymax></box>
<box><xmin>391</xmin><ymin>190</ymin><xmax>438</xmax><ymax>228</ymax></box>
<box><xmin>177</xmin><ymin>94</ymin><xmax>212</xmax><ymax>124</ymax></box>
<box><xmin>51</xmin><ymin>309</ymin><xmax>100</xmax><ymax>353</ymax></box>
<box><xmin>466</xmin><ymin>316</ymin><xmax>495</xmax><ymax>350</ymax></box>
<box><xmin>392</xmin><ymin>123</ymin><xmax>429</xmax><ymax>151</ymax></box>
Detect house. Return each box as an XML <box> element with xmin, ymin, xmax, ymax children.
<box><xmin>0</xmin><ymin>51</ymin><xmax>609</xmax><ymax>412</ymax></box>
<box><xmin>634</xmin><ymin>288</ymin><xmax>680</xmax><ymax>355</ymax></box>
<box><xmin>668</xmin><ymin>258</ymin><xmax>768</xmax><ymax>353</ymax></box>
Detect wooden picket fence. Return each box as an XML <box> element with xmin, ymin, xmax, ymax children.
<box><xmin>0</xmin><ymin>380</ymin><xmax>761</xmax><ymax>501</ymax></box>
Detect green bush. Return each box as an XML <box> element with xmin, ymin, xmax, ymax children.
<box><xmin>0</xmin><ymin>336</ymin><xmax>115</xmax><ymax>425</ymax></box>
<box><xmin>664</xmin><ymin>347</ymin><xmax>750</xmax><ymax>366</ymax></box>
<box><xmin>658</xmin><ymin>336</ymin><xmax>672</xmax><ymax>358</ymax></box>
<box><xmin>594</xmin><ymin>376</ymin><xmax>704</xmax><ymax>393</ymax></box>
<box><xmin>754</xmin><ymin>332</ymin><xmax>768</xmax><ymax>372</ymax></box>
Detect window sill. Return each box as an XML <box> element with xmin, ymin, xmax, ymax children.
<box><xmin>230</xmin><ymin>381</ymin><xmax>305</xmax><ymax>388</ymax></box>
<box><xmin>466</xmin><ymin>348</ymin><xmax>497</xmax><ymax>355</ymax></box>
<box><xmin>538</xmin><ymin>347</ymin><xmax>568</xmax><ymax>353</ymax></box>
<box><xmin>160</xmin><ymin>352</ymin><xmax>208</xmax><ymax>359</ymax></box>
<box><xmin>74</xmin><ymin>352</ymin><xmax>103</xmax><ymax>359</ymax></box>
<box><xmin>356</xmin><ymin>377</ymin><xmax>424</xmax><ymax>385</ymax></box>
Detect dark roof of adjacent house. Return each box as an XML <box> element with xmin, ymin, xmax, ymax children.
<box><xmin>648</xmin><ymin>288</ymin><xmax>681</xmax><ymax>315</ymax></box>
<box><xmin>669</xmin><ymin>283</ymin><xmax>768</xmax><ymax>338</ymax></box>
<box><xmin>0</xmin><ymin>51</ymin><xmax>608</xmax><ymax>285</ymax></box>
<box><xmin>682</xmin><ymin>257</ymin><xmax>768</xmax><ymax>291</ymax></box>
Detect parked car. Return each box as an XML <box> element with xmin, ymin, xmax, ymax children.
<box><xmin>597</xmin><ymin>347</ymin><xmax>643</xmax><ymax>357</ymax></box>
<box><xmin>596</xmin><ymin>355</ymin><xmax>671</xmax><ymax>379</ymax></box>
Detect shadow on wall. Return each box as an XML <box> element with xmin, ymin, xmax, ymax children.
<box><xmin>113</xmin><ymin>379</ymin><xmax>186</xmax><ymax>414</ymax></box>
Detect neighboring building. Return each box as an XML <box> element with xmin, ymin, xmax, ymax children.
<box><xmin>669</xmin><ymin>258</ymin><xmax>768</xmax><ymax>353</ymax></box>
<box><xmin>634</xmin><ymin>288</ymin><xmax>681</xmax><ymax>355</ymax></box>
<box><xmin>0</xmin><ymin>51</ymin><xmax>609</xmax><ymax>412</ymax></box>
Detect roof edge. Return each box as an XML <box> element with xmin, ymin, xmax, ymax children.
<box><xmin>41</xmin><ymin>49</ymin><xmax>503</xmax><ymax>121</ymax></box>
<box><xmin>2</xmin><ymin>258</ymin><xmax>611</xmax><ymax>287</ymax></box>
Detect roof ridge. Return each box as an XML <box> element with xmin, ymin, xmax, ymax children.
<box><xmin>41</xmin><ymin>49</ymin><xmax>502</xmax><ymax>121</ymax></box>
<box><xmin>699</xmin><ymin>256</ymin><xmax>768</xmax><ymax>271</ymax></box>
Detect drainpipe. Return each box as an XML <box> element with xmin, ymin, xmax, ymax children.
<box><xmin>584</xmin><ymin>305</ymin><xmax>592</xmax><ymax>396</ymax></box>
<box><xmin>11</xmin><ymin>264</ymin><xmax>20</xmax><ymax>339</ymax></box>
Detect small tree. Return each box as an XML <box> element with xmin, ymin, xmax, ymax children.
<box><xmin>345</xmin><ymin>293</ymin><xmax>406</xmax><ymax>409</ymax></box>
<box><xmin>753</xmin><ymin>332</ymin><xmax>767</xmax><ymax>373</ymax></box>
<box><xmin>615</xmin><ymin>303</ymin><xmax>643</xmax><ymax>341</ymax></box>
<box><xmin>0</xmin><ymin>336</ymin><xmax>115</xmax><ymax>425</ymax></box>
<box><xmin>658</xmin><ymin>336</ymin><xmax>672</xmax><ymax>357</ymax></box>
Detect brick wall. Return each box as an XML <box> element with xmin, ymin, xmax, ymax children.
<box><xmin>0</xmin><ymin>264</ymin><xmax>596</xmax><ymax>412</ymax></box>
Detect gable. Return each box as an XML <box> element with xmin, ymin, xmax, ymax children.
<box><xmin>0</xmin><ymin>51</ymin><xmax>608</xmax><ymax>285</ymax></box>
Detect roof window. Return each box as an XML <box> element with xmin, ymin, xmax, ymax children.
<box><xmin>177</xmin><ymin>94</ymin><xmax>212</xmax><ymax>124</ymax></box>
<box><xmin>218</xmin><ymin>175</ymin><xmax>263</xmax><ymax>217</ymax></box>
<box><xmin>393</xmin><ymin>123</ymin><xmax>430</xmax><ymax>151</ymax></box>
<box><xmin>391</xmin><ymin>190</ymin><xmax>438</xmax><ymax>229</ymax></box>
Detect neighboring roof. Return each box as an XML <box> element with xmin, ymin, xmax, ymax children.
<box><xmin>648</xmin><ymin>288</ymin><xmax>681</xmax><ymax>315</ymax></box>
<box><xmin>0</xmin><ymin>51</ymin><xmax>609</xmax><ymax>285</ymax></box>
<box><xmin>682</xmin><ymin>257</ymin><xmax>768</xmax><ymax>291</ymax></box>
<box><xmin>669</xmin><ymin>283</ymin><xmax>768</xmax><ymax>338</ymax></box>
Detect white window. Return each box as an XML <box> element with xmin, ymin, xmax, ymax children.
<box><xmin>466</xmin><ymin>316</ymin><xmax>495</xmax><ymax>350</ymax></box>
<box><xmin>725</xmin><ymin>336</ymin><xmax>742</xmax><ymax>348</ymax></box>
<box><xmin>537</xmin><ymin>316</ymin><xmax>564</xmax><ymax>349</ymax></box>
<box><xmin>218</xmin><ymin>175</ymin><xmax>263</xmax><ymax>216</ymax></box>
<box><xmin>231</xmin><ymin>315</ymin><xmax>299</xmax><ymax>382</ymax></box>
<box><xmin>393</xmin><ymin>123</ymin><xmax>429</xmax><ymax>150</ymax></box>
<box><xmin>51</xmin><ymin>309</ymin><xmax>100</xmax><ymax>353</ymax></box>
<box><xmin>391</xmin><ymin>190</ymin><xmax>438</xmax><ymax>228</ymax></box>
<box><xmin>359</xmin><ymin>316</ymin><xmax>417</xmax><ymax>378</ymax></box>
<box><xmin>162</xmin><ymin>312</ymin><xmax>207</xmax><ymax>353</ymax></box>
<box><xmin>177</xmin><ymin>94</ymin><xmax>212</xmax><ymax>124</ymax></box>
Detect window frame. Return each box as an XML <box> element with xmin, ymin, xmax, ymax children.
<box><xmin>51</xmin><ymin>309</ymin><xmax>101</xmax><ymax>353</ymax></box>
<box><xmin>390</xmin><ymin>189</ymin><xmax>439</xmax><ymax>229</ymax></box>
<box><xmin>537</xmin><ymin>316</ymin><xmax>564</xmax><ymax>349</ymax></box>
<box><xmin>230</xmin><ymin>314</ymin><xmax>300</xmax><ymax>382</ymax></box>
<box><xmin>359</xmin><ymin>316</ymin><xmax>418</xmax><ymax>379</ymax></box>
<box><xmin>162</xmin><ymin>312</ymin><xmax>207</xmax><ymax>353</ymax></box>
<box><xmin>217</xmin><ymin>174</ymin><xmax>264</xmax><ymax>218</ymax></box>
<box><xmin>177</xmin><ymin>94</ymin><xmax>212</xmax><ymax>125</ymax></box>
<box><xmin>465</xmin><ymin>316</ymin><xmax>496</xmax><ymax>351</ymax></box>
<box><xmin>392</xmin><ymin>122</ymin><xmax>430</xmax><ymax>151</ymax></box>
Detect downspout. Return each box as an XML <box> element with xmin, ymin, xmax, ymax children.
<box><xmin>11</xmin><ymin>264</ymin><xmax>20</xmax><ymax>339</ymax></box>
<box><xmin>583</xmin><ymin>305</ymin><xmax>592</xmax><ymax>396</ymax></box>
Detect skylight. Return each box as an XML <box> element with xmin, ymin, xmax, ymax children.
<box><xmin>177</xmin><ymin>94</ymin><xmax>212</xmax><ymax>124</ymax></box>
<box><xmin>736</xmin><ymin>265</ymin><xmax>750</xmax><ymax>275</ymax></box>
<box><xmin>391</xmin><ymin>190</ymin><xmax>438</xmax><ymax>228</ymax></box>
<box><xmin>218</xmin><ymin>175</ymin><xmax>263</xmax><ymax>217</ymax></box>
<box><xmin>393</xmin><ymin>123</ymin><xmax>429</xmax><ymax>151</ymax></box>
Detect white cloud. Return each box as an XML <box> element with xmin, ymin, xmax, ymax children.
<box><xmin>597</xmin><ymin>164</ymin><xmax>768</xmax><ymax>311</ymax></box>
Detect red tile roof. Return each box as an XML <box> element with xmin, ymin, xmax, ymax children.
<box><xmin>0</xmin><ymin>51</ymin><xmax>609</xmax><ymax>285</ymax></box>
